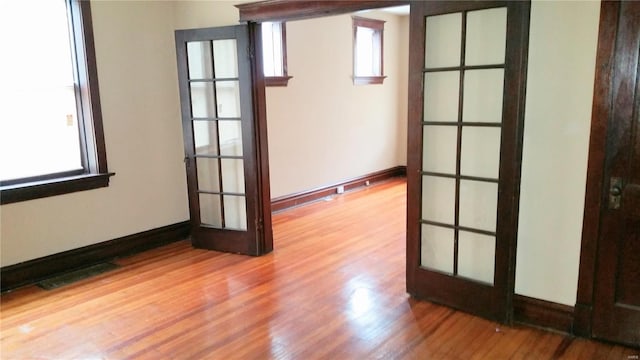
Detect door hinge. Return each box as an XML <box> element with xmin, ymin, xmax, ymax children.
<box><xmin>184</xmin><ymin>156</ymin><xmax>190</xmax><ymax>168</ymax></box>
<box><xmin>248</xmin><ymin>46</ymin><xmax>255</xmax><ymax>59</ymax></box>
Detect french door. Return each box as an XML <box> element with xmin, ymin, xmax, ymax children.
<box><xmin>175</xmin><ymin>25</ymin><xmax>272</xmax><ymax>256</ymax></box>
<box><xmin>406</xmin><ymin>1</ymin><xmax>530</xmax><ymax>322</ymax></box>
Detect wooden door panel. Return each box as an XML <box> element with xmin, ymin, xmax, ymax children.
<box><xmin>591</xmin><ymin>0</ymin><xmax>640</xmax><ymax>347</ymax></box>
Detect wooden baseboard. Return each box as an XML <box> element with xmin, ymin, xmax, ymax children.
<box><xmin>270</xmin><ymin>166</ymin><xmax>407</xmax><ymax>212</ymax></box>
<box><xmin>513</xmin><ymin>294</ymin><xmax>575</xmax><ymax>334</ymax></box>
<box><xmin>0</xmin><ymin>221</ymin><xmax>191</xmax><ymax>292</ymax></box>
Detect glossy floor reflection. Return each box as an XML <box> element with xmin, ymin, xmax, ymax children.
<box><xmin>1</xmin><ymin>179</ymin><xmax>636</xmax><ymax>359</ymax></box>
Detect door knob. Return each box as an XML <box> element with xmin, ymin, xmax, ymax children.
<box><xmin>611</xmin><ymin>186</ymin><xmax>622</xmax><ymax>196</ymax></box>
<box><xmin>609</xmin><ymin>177</ymin><xmax>622</xmax><ymax>209</ymax></box>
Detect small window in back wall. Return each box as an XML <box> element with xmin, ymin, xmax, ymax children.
<box><xmin>352</xmin><ymin>16</ymin><xmax>386</xmax><ymax>85</ymax></box>
<box><xmin>261</xmin><ymin>22</ymin><xmax>292</xmax><ymax>86</ymax></box>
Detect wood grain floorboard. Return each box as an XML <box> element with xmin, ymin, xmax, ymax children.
<box><xmin>1</xmin><ymin>179</ymin><xmax>637</xmax><ymax>359</ymax></box>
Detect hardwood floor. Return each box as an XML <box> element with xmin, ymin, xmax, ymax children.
<box><xmin>1</xmin><ymin>179</ymin><xmax>637</xmax><ymax>359</ymax></box>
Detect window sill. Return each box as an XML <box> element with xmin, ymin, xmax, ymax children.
<box><xmin>265</xmin><ymin>76</ymin><xmax>293</xmax><ymax>87</ymax></box>
<box><xmin>0</xmin><ymin>172</ymin><xmax>115</xmax><ymax>205</ymax></box>
<box><xmin>354</xmin><ymin>76</ymin><xmax>387</xmax><ymax>85</ymax></box>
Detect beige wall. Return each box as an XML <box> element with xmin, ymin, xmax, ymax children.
<box><xmin>1</xmin><ymin>1</ymin><xmax>189</xmax><ymax>267</ymax></box>
<box><xmin>515</xmin><ymin>0</ymin><xmax>600</xmax><ymax>306</ymax></box>
<box><xmin>173</xmin><ymin>0</ymin><xmax>246</xmax><ymax>29</ymax></box>
<box><xmin>266</xmin><ymin>12</ymin><xmax>409</xmax><ymax>198</ymax></box>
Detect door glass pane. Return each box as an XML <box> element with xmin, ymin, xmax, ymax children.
<box><xmin>221</xmin><ymin>159</ymin><xmax>245</xmax><ymax>194</ymax></box>
<box><xmin>196</xmin><ymin>158</ymin><xmax>220</xmax><ymax>192</ymax></box>
<box><xmin>465</xmin><ymin>7</ymin><xmax>507</xmax><ymax>66</ymax></box>
<box><xmin>212</xmin><ymin>39</ymin><xmax>238</xmax><ymax>78</ymax></box>
<box><xmin>422</xmin><ymin>125</ymin><xmax>457</xmax><ymax>174</ymax></box>
<box><xmin>462</xmin><ymin>69</ymin><xmax>504</xmax><ymax>123</ymax></box>
<box><xmin>187</xmin><ymin>41</ymin><xmax>213</xmax><ymax>79</ymax></box>
<box><xmin>422</xmin><ymin>175</ymin><xmax>455</xmax><ymax>224</ymax></box>
<box><xmin>190</xmin><ymin>82</ymin><xmax>215</xmax><ymax>118</ymax></box>
<box><xmin>193</xmin><ymin>121</ymin><xmax>218</xmax><ymax>154</ymax></box>
<box><xmin>224</xmin><ymin>195</ymin><xmax>247</xmax><ymax>230</ymax></box>
<box><xmin>216</xmin><ymin>81</ymin><xmax>241</xmax><ymax>118</ymax></box>
<box><xmin>424</xmin><ymin>71</ymin><xmax>460</xmax><ymax>122</ymax></box>
<box><xmin>425</xmin><ymin>13</ymin><xmax>462</xmax><ymax>68</ymax></box>
<box><xmin>458</xmin><ymin>231</ymin><xmax>495</xmax><ymax>284</ymax></box>
<box><xmin>218</xmin><ymin>121</ymin><xmax>243</xmax><ymax>156</ymax></box>
<box><xmin>459</xmin><ymin>180</ymin><xmax>498</xmax><ymax>232</ymax></box>
<box><xmin>421</xmin><ymin>224</ymin><xmax>454</xmax><ymax>273</ymax></box>
<box><xmin>199</xmin><ymin>193</ymin><xmax>222</xmax><ymax>227</ymax></box>
<box><xmin>460</xmin><ymin>127</ymin><xmax>501</xmax><ymax>178</ymax></box>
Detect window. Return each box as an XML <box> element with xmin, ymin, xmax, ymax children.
<box><xmin>0</xmin><ymin>0</ymin><xmax>111</xmax><ymax>205</ymax></box>
<box><xmin>352</xmin><ymin>16</ymin><xmax>386</xmax><ymax>85</ymax></box>
<box><xmin>261</xmin><ymin>22</ymin><xmax>292</xmax><ymax>86</ymax></box>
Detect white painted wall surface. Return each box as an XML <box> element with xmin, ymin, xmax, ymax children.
<box><xmin>265</xmin><ymin>12</ymin><xmax>409</xmax><ymax>198</ymax></box>
<box><xmin>515</xmin><ymin>0</ymin><xmax>600</xmax><ymax>306</ymax></box>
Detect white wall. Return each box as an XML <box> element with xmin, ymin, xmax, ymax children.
<box><xmin>0</xmin><ymin>1</ymin><xmax>189</xmax><ymax>267</ymax></box>
<box><xmin>515</xmin><ymin>0</ymin><xmax>600</xmax><ymax>306</ymax></box>
<box><xmin>265</xmin><ymin>12</ymin><xmax>409</xmax><ymax>198</ymax></box>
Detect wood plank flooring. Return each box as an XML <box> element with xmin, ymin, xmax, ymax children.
<box><xmin>1</xmin><ymin>179</ymin><xmax>637</xmax><ymax>359</ymax></box>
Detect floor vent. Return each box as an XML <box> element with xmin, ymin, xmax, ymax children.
<box><xmin>37</xmin><ymin>262</ymin><xmax>119</xmax><ymax>290</ymax></box>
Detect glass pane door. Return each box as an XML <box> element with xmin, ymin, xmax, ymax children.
<box><xmin>407</xmin><ymin>2</ymin><xmax>530</xmax><ymax>322</ymax></box>
<box><xmin>420</xmin><ymin>7</ymin><xmax>506</xmax><ymax>285</ymax></box>
<box><xmin>176</xmin><ymin>25</ymin><xmax>268</xmax><ymax>255</ymax></box>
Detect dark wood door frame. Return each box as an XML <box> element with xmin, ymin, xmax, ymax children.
<box><xmin>574</xmin><ymin>1</ymin><xmax>632</xmax><ymax>339</ymax></box>
<box><xmin>235</xmin><ymin>0</ymin><xmax>410</xmax><ymax>253</ymax></box>
<box><xmin>248</xmin><ymin>22</ymin><xmax>274</xmax><ymax>253</ymax></box>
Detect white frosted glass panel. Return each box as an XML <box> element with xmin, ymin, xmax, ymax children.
<box><xmin>193</xmin><ymin>121</ymin><xmax>218</xmax><ymax>155</ymax></box>
<box><xmin>187</xmin><ymin>42</ymin><xmax>213</xmax><ymax>79</ymax></box>
<box><xmin>424</xmin><ymin>71</ymin><xmax>460</xmax><ymax>122</ymax></box>
<box><xmin>465</xmin><ymin>7</ymin><xmax>507</xmax><ymax>66</ymax></box>
<box><xmin>463</xmin><ymin>69</ymin><xmax>504</xmax><ymax>123</ymax></box>
<box><xmin>460</xmin><ymin>127</ymin><xmax>501</xmax><ymax>178</ymax></box>
<box><xmin>421</xmin><ymin>176</ymin><xmax>455</xmax><ymax>224</ymax></box>
<box><xmin>212</xmin><ymin>39</ymin><xmax>238</xmax><ymax>78</ymax></box>
<box><xmin>190</xmin><ymin>83</ymin><xmax>215</xmax><ymax>118</ymax></box>
<box><xmin>425</xmin><ymin>13</ymin><xmax>462</xmax><ymax>68</ymax></box>
<box><xmin>199</xmin><ymin>194</ymin><xmax>222</xmax><ymax>228</ymax></box>
<box><xmin>459</xmin><ymin>180</ymin><xmax>498</xmax><ymax>231</ymax></box>
<box><xmin>458</xmin><ymin>231</ymin><xmax>495</xmax><ymax>284</ymax></box>
<box><xmin>196</xmin><ymin>158</ymin><xmax>220</xmax><ymax>193</ymax></box>
<box><xmin>421</xmin><ymin>225</ymin><xmax>454</xmax><ymax>273</ymax></box>
<box><xmin>221</xmin><ymin>159</ymin><xmax>245</xmax><ymax>194</ymax></box>
<box><xmin>224</xmin><ymin>195</ymin><xmax>247</xmax><ymax>231</ymax></box>
<box><xmin>422</xmin><ymin>126</ymin><xmax>457</xmax><ymax>174</ymax></box>
<box><xmin>218</xmin><ymin>121</ymin><xmax>243</xmax><ymax>156</ymax></box>
<box><xmin>216</xmin><ymin>81</ymin><xmax>241</xmax><ymax>118</ymax></box>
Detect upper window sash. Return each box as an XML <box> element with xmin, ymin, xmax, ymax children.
<box><xmin>352</xmin><ymin>16</ymin><xmax>386</xmax><ymax>85</ymax></box>
<box><xmin>0</xmin><ymin>0</ymin><xmax>112</xmax><ymax>205</ymax></box>
<box><xmin>261</xmin><ymin>21</ymin><xmax>293</xmax><ymax>86</ymax></box>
